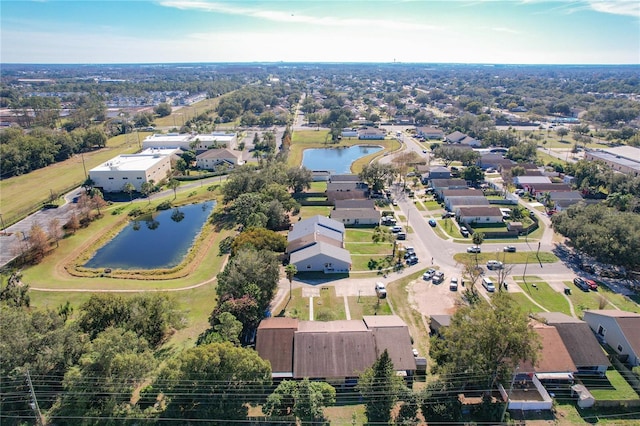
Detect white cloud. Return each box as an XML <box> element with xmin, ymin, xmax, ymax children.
<box><xmin>158</xmin><ymin>0</ymin><xmax>443</xmax><ymax>32</ymax></box>
<box><xmin>587</xmin><ymin>0</ymin><xmax>640</xmax><ymax>18</ymax></box>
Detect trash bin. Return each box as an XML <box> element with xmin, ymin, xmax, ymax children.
<box><xmin>564</xmin><ymin>287</ymin><xmax>571</xmax><ymax>295</ymax></box>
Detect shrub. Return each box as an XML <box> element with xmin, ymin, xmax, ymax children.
<box><xmin>156</xmin><ymin>201</ymin><xmax>173</xmax><ymax>211</ymax></box>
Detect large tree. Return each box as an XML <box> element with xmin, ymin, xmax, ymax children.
<box><xmin>155</xmin><ymin>342</ymin><xmax>271</xmax><ymax>424</ymax></box>
<box><xmin>357</xmin><ymin>349</ymin><xmax>405</xmax><ymax>424</ymax></box>
<box><xmin>431</xmin><ymin>293</ymin><xmax>540</xmax><ymax>390</ymax></box>
<box><xmin>263</xmin><ymin>378</ymin><xmax>336</xmax><ymax>424</ymax></box>
<box><xmin>359</xmin><ymin>162</ymin><xmax>396</xmax><ymax>192</ymax></box>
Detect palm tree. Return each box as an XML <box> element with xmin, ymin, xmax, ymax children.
<box><xmin>167</xmin><ymin>178</ymin><xmax>180</xmax><ymax>200</ymax></box>
<box><xmin>123</xmin><ymin>183</ymin><xmax>135</xmax><ymax>202</ymax></box>
<box><xmin>285</xmin><ymin>264</ymin><xmax>298</xmax><ymax>301</ymax></box>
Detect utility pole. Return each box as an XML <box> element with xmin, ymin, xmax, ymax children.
<box><xmin>81</xmin><ymin>153</ymin><xmax>87</xmax><ymax>179</ymax></box>
<box><xmin>26</xmin><ymin>369</ymin><xmax>44</xmax><ymax>426</ymax></box>
<box><xmin>0</xmin><ymin>213</ymin><xmax>5</xmax><ymax>231</ymax></box>
<box><xmin>500</xmin><ymin>368</ymin><xmax>518</xmax><ymax>423</ymax></box>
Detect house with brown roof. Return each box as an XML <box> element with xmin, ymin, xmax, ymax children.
<box><xmin>583</xmin><ymin>310</ymin><xmax>640</xmax><ymax>366</ymax></box>
<box><xmin>327</xmin><ymin>180</ymin><xmax>368</xmax><ymax>202</ymax></box>
<box><xmin>539</xmin><ymin>312</ymin><xmax>611</xmax><ymax>376</ymax></box>
<box><xmin>430</xmin><ymin>178</ymin><xmax>468</xmax><ymax>198</ymax></box>
<box><xmin>255</xmin><ymin>315</ymin><xmax>416</xmax><ymax>383</ymax></box>
<box><xmin>518</xmin><ymin>324</ymin><xmax>577</xmax><ymax>387</ymax></box>
<box><xmin>457</xmin><ymin>206</ymin><xmax>504</xmax><ymax>225</ymax></box>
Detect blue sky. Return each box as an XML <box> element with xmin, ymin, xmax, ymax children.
<box><xmin>1</xmin><ymin>0</ymin><xmax>639</xmax><ymax>64</ymax></box>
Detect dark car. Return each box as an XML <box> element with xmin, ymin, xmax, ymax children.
<box><xmin>574</xmin><ymin>277</ymin><xmax>597</xmax><ymax>291</ymax></box>
<box><xmin>428</xmin><ymin>219</ymin><xmax>437</xmax><ymax>227</ymax></box>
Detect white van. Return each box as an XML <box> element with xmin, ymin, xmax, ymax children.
<box><xmin>482</xmin><ymin>277</ymin><xmax>496</xmax><ymax>293</ymax></box>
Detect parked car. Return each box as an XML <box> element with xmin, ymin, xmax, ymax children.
<box><xmin>375</xmin><ymin>282</ymin><xmax>387</xmax><ymax>299</ymax></box>
<box><xmin>392</xmin><ymin>200</ymin><xmax>398</xmax><ymax>206</ymax></box>
<box><xmin>428</xmin><ymin>219</ymin><xmax>437</xmax><ymax>227</ymax></box>
<box><xmin>432</xmin><ymin>271</ymin><xmax>445</xmax><ymax>284</ymax></box>
<box><xmin>482</xmin><ymin>277</ymin><xmax>496</xmax><ymax>293</ymax></box>
<box><xmin>460</xmin><ymin>226</ymin><xmax>469</xmax><ymax>237</ymax></box>
<box><xmin>391</xmin><ymin>225</ymin><xmax>403</xmax><ymax>233</ymax></box>
<box><xmin>449</xmin><ymin>277</ymin><xmax>458</xmax><ymax>291</ymax></box>
<box><xmin>423</xmin><ymin>269</ymin><xmax>436</xmax><ymax>280</ymax></box>
<box><xmin>486</xmin><ymin>260</ymin><xmax>504</xmax><ymax>270</ymax></box>
<box><xmin>504</xmin><ymin>246</ymin><xmax>516</xmax><ymax>252</ymax></box>
<box><xmin>406</xmin><ymin>256</ymin><xmax>419</xmax><ymax>265</ymax></box>
<box><xmin>574</xmin><ymin>277</ymin><xmax>598</xmax><ymax>291</ymax></box>
<box><xmin>467</xmin><ymin>246</ymin><xmax>481</xmax><ymax>253</ymax></box>
<box><xmin>396</xmin><ymin>232</ymin><xmax>406</xmax><ymax>240</ymax></box>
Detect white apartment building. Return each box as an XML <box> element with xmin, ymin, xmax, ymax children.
<box><xmin>89</xmin><ymin>148</ymin><xmax>176</xmax><ymax>192</ymax></box>
<box><xmin>142</xmin><ymin>132</ymin><xmax>237</xmax><ymax>151</ymax></box>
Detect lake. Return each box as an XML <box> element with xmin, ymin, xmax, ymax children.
<box><xmin>302</xmin><ymin>145</ymin><xmax>383</xmax><ymax>174</ymax></box>
<box><xmin>84</xmin><ymin>201</ymin><xmax>215</xmax><ymax>270</ymax></box>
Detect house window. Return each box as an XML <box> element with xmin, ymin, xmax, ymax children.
<box><xmin>108</xmin><ymin>177</ymin><xmax>114</xmax><ymax>180</ymax></box>
<box><xmin>597</xmin><ymin>325</ymin><xmax>606</xmax><ymax>336</ymax></box>
<box><xmin>307</xmin><ymin>265</ymin><xmax>311</xmax><ymax>269</ymax></box>
<box><xmin>122</xmin><ymin>177</ymin><xmax>128</xmax><ymax>180</ymax></box>
<box><xmin>617</xmin><ymin>345</ymin><xmax>623</xmax><ymax>353</ymax></box>
<box><xmin>136</xmin><ymin>177</ymin><xmax>142</xmax><ymax>179</ymax></box>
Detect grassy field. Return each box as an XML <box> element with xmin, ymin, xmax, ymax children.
<box><xmin>345</xmin><ymin>228</ymin><xmax>375</xmax><ymax>242</ymax></box>
<box><xmin>583</xmin><ymin>369</ymin><xmax>639</xmax><ymax>400</ymax></box>
<box><xmin>345</xmin><ymin>242</ymin><xmax>393</xmax><ymax>255</ymax></box>
<box><xmin>153</xmin><ymin>98</ymin><xmax>221</xmax><ymax>128</ymax></box>
<box><xmin>453</xmin><ymin>251</ymin><xmax>558</xmax><ymax>264</ymax></box>
<box><xmin>510</xmin><ymin>293</ymin><xmax>546</xmax><ymax>314</ymax></box>
<box><xmin>296</xmin><ymin>205</ymin><xmax>332</xmax><ymax>219</ymax></box>
<box><xmin>308</xmin><ymin>181</ymin><xmax>328</xmax><ymax>192</ymax></box>
<box><xmin>513</xmin><ymin>279</ymin><xmax>571</xmax><ymax>315</ymax></box>
<box><xmin>565</xmin><ymin>281</ymin><xmax>640</xmax><ymax>318</ymax></box>
<box><xmin>0</xmin><ymin>133</ymin><xmax>145</xmax><ymax>226</ymax></box>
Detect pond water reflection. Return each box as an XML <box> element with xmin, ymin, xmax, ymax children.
<box><xmin>84</xmin><ymin>201</ymin><xmax>214</xmax><ymax>270</ymax></box>
<box><xmin>302</xmin><ymin>145</ymin><xmax>383</xmax><ymax>174</ymax></box>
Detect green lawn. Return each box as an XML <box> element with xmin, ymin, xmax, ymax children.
<box><xmin>565</xmin><ymin>281</ymin><xmax>640</xmax><ymax>318</ymax></box>
<box><xmin>584</xmin><ymin>369</ymin><xmax>639</xmax><ymax>401</ymax></box>
<box><xmin>350</xmin><ymin>255</ymin><xmax>395</xmax><ymax>271</ymax></box>
<box><xmin>510</xmin><ymin>293</ymin><xmax>546</xmax><ymax>314</ymax></box>
<box><xmin>513</xmin><ymin>280</ymin><xmax>571</xmax><ymax>315</ymax></box>
<box><xmin>423</xmin><ymin>200</ymin><xmax>442</xmax><ymax>211</ymax></box>
<box><xmin>308</xmin><ymin>181</ymin><xmax>327</xmax><ymax>192</ymax></box>
<box><xmin>415</xmin><ymin>201</ymin><xmax>427</xmax><ymax>211</ymax></box>
<box><xmin>347</xmin><ymin>295</ymin><xmax>393</xmax><ymax>318</ymax></box>
<box><xmin>439</xmin><ymin>218</ymin><xmax>464</xmax><ymax>239</ymax></box>
<box><xmin>314</xmin><ymin>286</ymin><xmax>347</xmax><ymax>321</ymax></box>
<box><xmin>453</xmin><ymin>251</ymin><xmax>558</xmax><ymax>264</ymax></box>
<box><xmin>345</xmin><ymin>242</ymin><xmax>393</xmax><ymax>255</ymax></box>
<box><xmin>297</xmin><ymin>205</ymin><xmax>331</xmax><ymax>219</ymax></box>
<box><xmin>345</xmin><ymin>228</ymin><xmax>376</xmax><ymax>243</ymax></box>
<box><xmin>0</xmin><ymin>133</ymin><xmax>141</xmax><ymax>226</ymax></box>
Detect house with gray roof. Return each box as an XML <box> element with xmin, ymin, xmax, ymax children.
<box><xmin>416</xmin><ymin>126</ymin><xmax>444</xmax><ymax>140</ymax></box>
<box><xmin>287</xmin><ymin>216</ymin><xmax>351</xmax><ymax>274</ymax></box>
<box><xmin>457</xmin><ymin>206</ymin><xmax>504</xmax><ymax>225</ymax></box>
<box><xmin>539</xmin><ymin>312</ymin><xmax>611</xmax><ymax>375</ymax></box>
<box><xmin>195</xmin><ymin>148</ymin><xmax>243</xmax><ymax>170</ymax></box>
<box><xmin>583</xmin><ymin>310</ymin><xmax>640</xmax><ymax>366</ymax></box>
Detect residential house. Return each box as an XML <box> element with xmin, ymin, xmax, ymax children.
<box><xmin>530</xmin><ymin>183</ymin><xmax>573</xmax><ymax>198</ymax></box>
<box><xmin>514</xmin><ymin>176</ymin><xmax>552</xmax><ymax>188</ymax></box>
<box><xmin>430</xmin><ymin>178</ymin><xmax>468</xmax><ymax>198</ymax></box>
<box><xmin>195</xmin><ymin>148</ymin><xmax>243</xmax><ymax>171</ymax></box>
<box><xmin>546</xmin><ymin>191</ymin><xmax>584</xmax><ymax>211</ymax></box>
<box><xmin>287</xmin><ymin>215</ymin><xmax>351</xmax><ymax>274</ymax></box>
<box><xmin>583</xmin><ymin>310</ymin><xmax>640</xmax><ymax>366</ymax></box>
<box><xmin>89</xmin><ymin>148</ymin><xmax>176</xmax><ymax>192</ymax></box>
<box><xmin>539</xmin><ymin>312</ymin><xmax>611</xmax><ymax>376</ymax></box>
<box><xmin>341</xmin><ymin>128</ymin><xmax>359</xmax><ymax>138</ymax></box>
<box><xmin>256</xmin><ymin>315</ymin><xmax>416</xmax><ymax>383</ymax></box>
<box><xmin>457</xmin><ymin>206</ymin><xmax>504</xmax><ymax>225</ymax></box>
<box><xmin>447</xmin><ymin>196</ymin><xmax>490</xmax><ymax>213</ymax></box>
<box><xmin>327</xmin><ymin>181</ymin><xmax>368</xmax><ymax>202</ymax></box>
<box><xmin>358</xmin><ymin>127</ymin><xmax>386</xmax><ymax>140</ymax></box>
<box><xmin>428</xmin><ymin>166</ymin><xmax>451</xmax><ymax>180</ymax></box>
<box><xmin>519</xmin><ymin>324</ymin><xmax>577</xmax><ymax>382</ymax></box>
<box><xmin>477</xmin><ymin>153</ymin><xmax>513</xmax><ymax>171</ymax></box>
<box><xmin>330</xmin><ymin>199</ymin><xmax>380</xmax><ymax>227</ymax></box>
<box><xmin>429</xmin><ymin>315</ymin><xmax>451</xmax><ymax>337</ymax></box>
<box><xmin>416</xmin><ymin>126</ymin><xmax>444</xmax><ymax>140</ymax></box>
<box><xmin>446</xmin><ymin>131</ymin><xmax>481</xmax><ymax>147</ymax></box>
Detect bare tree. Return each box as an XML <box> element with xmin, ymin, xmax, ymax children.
<box><xmin>495</xmin><ymin>252</ymin><xmax>515</xmax><ymax>292</ymax></box>
<box><xmin>28</xmin><ymin>223</ymin><xmax>50</xmax><ymax>262</ymax></box>
<box><xmin>48</xmin><ymin>218</ymin><xmax>63</xmax><ymax>248</ymax></box>
<box><xmin>459</xmin><ymin>257</ymin><xmax>483</xmax><ymax>296</ymax></box>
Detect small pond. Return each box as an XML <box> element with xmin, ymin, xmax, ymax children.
<box><xmin>302</xmin><ymin>145</ymin><xmax>383</xmax><ymax>174</ymax></box>
<box><xmin>84</xmin><ymin>201</ymin><xmax>215</xmax><ymax>270</ymax></box>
